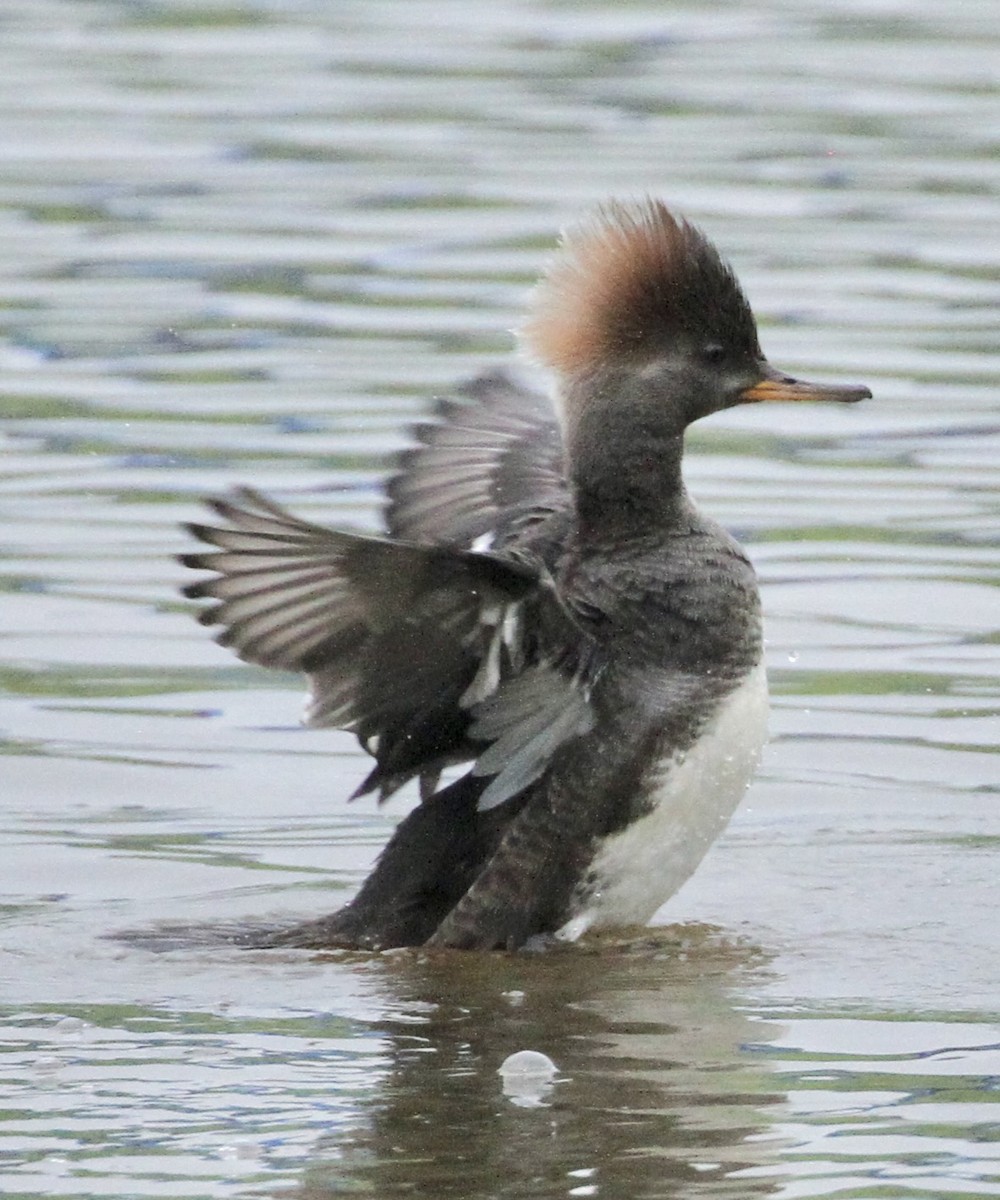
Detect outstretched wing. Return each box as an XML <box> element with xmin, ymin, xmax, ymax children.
<box><xmin>181</xmin><ymin>487</ymin><xmax>598</xmax><ymax>807</ymax></box>
<box><xmin>385</xmin><ymin>368</ymin><xmax>568</xmax><ymax>549</ymax></box>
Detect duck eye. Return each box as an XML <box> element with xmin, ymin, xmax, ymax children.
<box><xmin>701</xmin><ymin>342</ymin><xmax>725</xmax><ymax>364</ymax></box>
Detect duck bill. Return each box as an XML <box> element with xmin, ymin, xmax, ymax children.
<box><xmin>739</xmin><ymin>363</ymin><xmax>871</xmax><ymax>405</ymax></box>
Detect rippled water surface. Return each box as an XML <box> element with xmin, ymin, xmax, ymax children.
<box><xmin>1</xmin><ymin>0</ymin><xmax>998</xmax><ymax>1196</ymax></box>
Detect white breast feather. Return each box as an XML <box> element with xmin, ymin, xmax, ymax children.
<box><xmin>556</xmin><ymin>663</ymin><xmax>769</xmax><ymax>940</ymax></box>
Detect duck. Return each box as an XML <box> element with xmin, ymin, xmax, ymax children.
<box><xmin>180</xmin><ymin>198</ymin><xmax>870</xmax><ymax>951</ymax></box>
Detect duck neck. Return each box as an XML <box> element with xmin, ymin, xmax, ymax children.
<box><xmin>565</xmin><ymin>390</ymin><xmax>692</xmax><ymax>545</ymax></box>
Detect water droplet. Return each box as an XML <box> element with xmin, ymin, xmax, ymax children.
<box><xmin>499</xmin><ymin>1049</ymin><xmax>557</xmax><ymax>1077</ymax></box>
<box><xmin>498</xmin><ymin>1049</ymin><xmax>558</xmax><ymax>1107</ymax></box>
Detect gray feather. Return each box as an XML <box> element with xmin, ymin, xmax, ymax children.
<box><xmin>469</xmin><ymin>667</ymin><xmax>594</xmax><ymax>811</ymax></box>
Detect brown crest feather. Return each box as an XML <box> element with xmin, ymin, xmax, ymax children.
<box><xmin>521</xmin><ymin>198</ymin><xmax>759</xmax><ymax>377</ymax></box>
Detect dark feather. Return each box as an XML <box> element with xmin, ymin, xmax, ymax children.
<box><xmin>181</xmin><ymin>485</ymin><xmax>599</xmax><ymax>806</ymax></box>
<box><xmin>385</xmin><ymin>368</ymin><xmax>567</xmax><ymax>549</ymax></box>
<box><xmin>181</xmin><ymin>486</ymin><xmax>549</xmax><ymax>800</ymax></box>
<box><xmin>253</xmin><ymin>773</ymin><xmax>530</xmax><ymax>950</ymax></box>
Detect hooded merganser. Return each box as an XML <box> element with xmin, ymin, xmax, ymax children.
<box><xmin>181</xmin><ymin>199</ymin><xmax>870</xmax><ymax>951</ymax></box>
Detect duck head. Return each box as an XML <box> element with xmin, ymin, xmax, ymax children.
<box><xmin>521</xmin><ymin>198</ymin><xmax>870</xmax><ymax>455</ymax></box>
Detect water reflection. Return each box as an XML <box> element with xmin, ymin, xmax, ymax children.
<box><xmin>4</xmin><ymin>963</ymin><xmax>996</xmax><ymax>1199</ymax></box>
<box><xmin>287</xmin><ymin>932</ymin><xmax>784</xmax><ymax>1200</ymax></box>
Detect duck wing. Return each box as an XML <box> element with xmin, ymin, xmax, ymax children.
<box><xmin>181</xmin><ymin>487</ymin><xmax>598</xmax><ymax>807</ymax></box>
<box><xmin>385</xmin><ymin>368</ymin><xmax>568</xmax><ymax>549</ymax></box>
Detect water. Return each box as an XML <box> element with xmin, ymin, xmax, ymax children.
<box><xmin>1</xmin><ymin>0</ymin><xmax>998</xmax><ymax>1196</ymax></box>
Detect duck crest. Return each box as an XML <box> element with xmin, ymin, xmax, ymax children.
<box><xmin>520</xmin><ymin>197</ymin><xmax>760</xmax><ymax>378</ymax></box>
